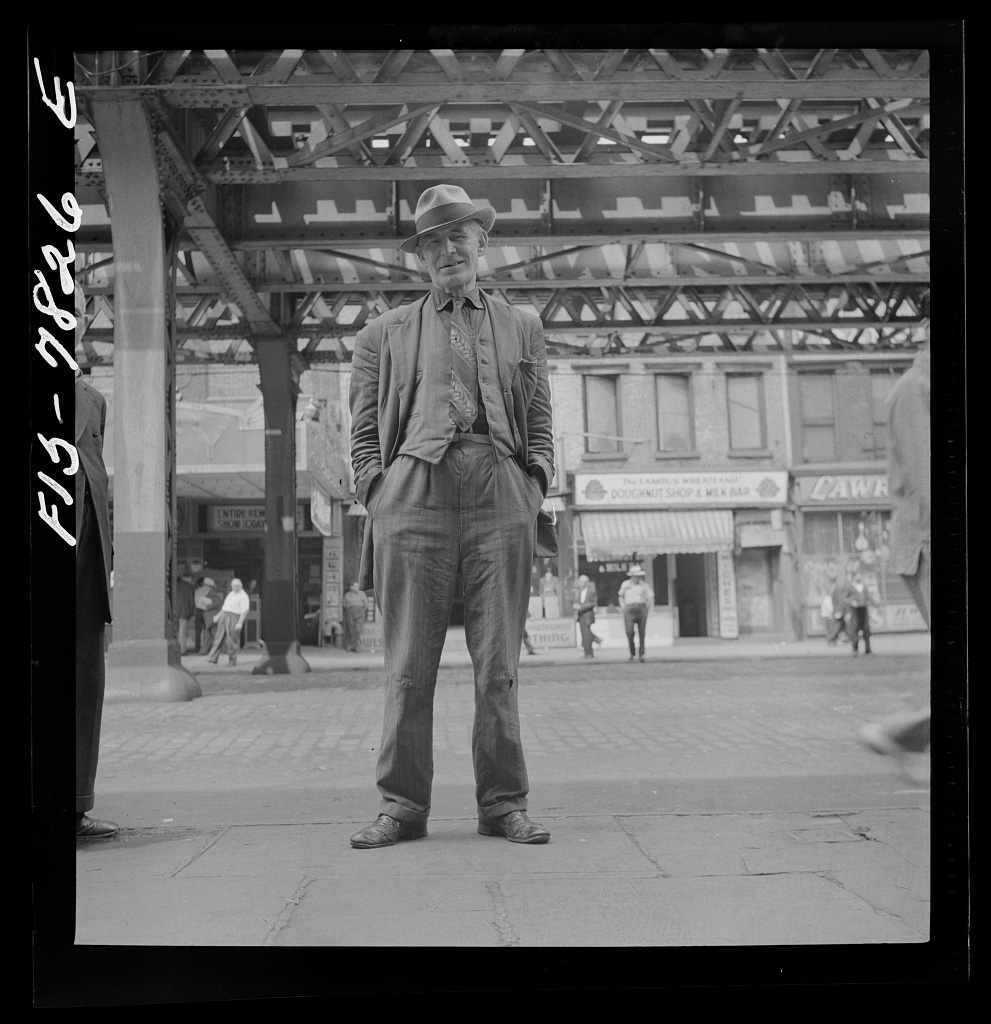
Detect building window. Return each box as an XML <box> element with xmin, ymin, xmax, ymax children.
<box><xmin>583</xmin><ymin>376</ymin><xmax>621</xmax><ymax>453</ymax></box>
<box><xmin>726</xmin><ymin>374</ymin><xmax>766</xmax><ymax>450</ymax></box>
<box><xmin>869</xmin><ymin>368</ymin><xmax>905</xmax><ymax>459</ymax></box>
<box><xmin>798</xmin><ymin>373</ymin><xmax>836</xmax><ymax>462</ymax></box>
<box><xmin>655</xmin><ymin>374</ymin><xmax>694</xmax><ymax>452</ymax></box>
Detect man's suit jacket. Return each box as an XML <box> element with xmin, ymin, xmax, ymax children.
<box><xmin>839</xmin><ymin>582</ymin><xmax>873</xmax><ymax>612</ymax></box>
<box><xmin>75</xmin><ymin>374</ymin><xmax>113</xmax><ymax>623</ymax></box>
<box><xmin>886</xmin><ymin>347</ymin><xmax>930</xmax><ymax>576</ymax></box>
<box><xmin>349</xmin><ymin>291</ymin><xmax>555</xmax><ymax>590</ymax></box>
<box><xmin>574</xmin><ymin>584</ymin><xmax>597</xmax><ymax>623</ymax></box>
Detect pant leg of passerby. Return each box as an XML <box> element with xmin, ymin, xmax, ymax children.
<box><xmin>177</xmin><ymin>617</ymin><xmax>189</xmax><ymax>654</ymax></box>
<box><xmin>347</xmin><ymin>609</ymin><xmax>365</xmax><ymax>651</ymax></box>
<box><xmin>623</xmin><ymin>608</ymin><xmax>637</xmax><ymax>657</ymax></box>
<box><xmin>207</xmin><ymin>614</ymin><xmax>229</xmax><ymax>662</ymax></box>
<box><xmin>224</xmin><ymin>613</ymin><xmax>240</xmax><ymax>662</ymax></box>
<box><xmin>635</xmin><ymin>608</ymin><xmax>648</xmax><ymax>657</ymax></box>
<box><xmin>194</xmin><ymin>610</ymin><xmax>204</xmax><ymax>652</ymax></box>
<box><xmin>76</xmin><ymin>492</ymin><xmax>106</xmax><ymax>815</ymax></box>
<box><xmin>578</xmin><ymin>615</ymin><xmax>595</xmax><ymax>656</ymax></box>
<box><xmin>850</xmin><ymin>608</ymin><xmax>863</xmax><ymax>653</ymax></box>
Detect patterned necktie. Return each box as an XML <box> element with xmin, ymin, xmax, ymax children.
<box><xmin>449</xmin><ymin>298</ymin><xmax>478</xmax><ymax>431</ymax></box>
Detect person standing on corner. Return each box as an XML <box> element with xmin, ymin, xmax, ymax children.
<box><xmin>572</xmin><ymin>574</ymin><xmax>598</xmax><ymax>658</ymax></box>
<box><xmin>618</xmin><ymin>564</ymin><xmax>654</xmax><ymax>663</ymax></box>
<box><xmin>207</xmin><ymin>578</ymin><xmax>250</xmax><ymax>666</ymax></box>
<box><xmin>343</xmin><ymin>581</ymin><xmax>369</xmax><ymax>652</ymax></box>
<box><xmin>175</xmin><ymin>571</ymin><xmax>196</xmax><ymax>655</ymax></box>
<box><xmin>859</xmin><ymin>337</ymin><xmax>931</xmax><ymax>768</ymax></box>
<box><xmin>348</xmin><ymin>184</ymin><xmax>555</xmax><ymax>849</ymax></box>
<box><xmin>840</xmin><ymin>569</ymin><xmax>875</xmax><ymax>656</ymax></box>
<box><xmin>73</xmin><ymin>283</ymin><xmax>119</xmax><ymax>839</ymax></box>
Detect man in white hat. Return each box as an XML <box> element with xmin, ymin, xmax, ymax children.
<box><xmin>618</xmin><ymin>564</ymin><xmax>654</xmax><ymax>663</ymax></box>
<box><xmin>349</xmin><ymin>184</ymin><xmax>555</xmax><ymax>848</ymax></box>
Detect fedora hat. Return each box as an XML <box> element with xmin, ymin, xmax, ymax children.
<box><xmin>626</xmin><ymin>564</ymin><xmax>647</xmax><ymax>577</ymax></box>
<box><xmin>400</xmin><ymin>184</ymin><xmax>496</xmax><ymax>254</ymax></box>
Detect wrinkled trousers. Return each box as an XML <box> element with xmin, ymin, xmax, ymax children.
<box><xmin>75</xmin><ymin>492</ymin><xmax>106</xmax><ymax>814</ymax></box>
<box><xmin>623</xmin><ymin>605</ymin><xmax>649</xmax><ymax>657</ymax></box>
<box><xmin>369</xmin><ymin>436</ymin><xmax>543</xmax><ymax>824</ymax></box>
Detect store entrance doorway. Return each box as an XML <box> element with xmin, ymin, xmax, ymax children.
<box><xmin>675</xmin><ymin>553</ymin><xmax>708</xmax><ymax>637</ymax></box>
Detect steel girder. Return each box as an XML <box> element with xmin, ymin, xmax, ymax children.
<box><xmin>72</xmin><ymin>47</ymin><xmax>930</xmax><ymax>367</ymax></box>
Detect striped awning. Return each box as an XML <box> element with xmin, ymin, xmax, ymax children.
<box><xmin>579</xmin><ymin>509</ymin><xmax>734</xmax><ymax>559</ymax></box>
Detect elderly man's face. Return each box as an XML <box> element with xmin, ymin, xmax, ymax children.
<box><xmin>416</xmin><ymin>220</ymin><xmax>487</xmax><ymax>296</ymax></box>
<box><xmin>231</xmin><ymin>579</ymin><xmax>243</xmax><ymax>592</ymax></box>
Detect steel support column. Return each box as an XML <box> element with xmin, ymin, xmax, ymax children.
<box><xmin>90</xmin><ymin>98</ymin><xmax>200</xmax><ymax>702</ymax></box>
<box><xmin>253</xmin><ymin>337</ymin><xmax>311</xmax><ymax>674</ymax></box>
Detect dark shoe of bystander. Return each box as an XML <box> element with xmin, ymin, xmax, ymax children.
<box><xmin>349</xmin><ymin>815</ymin><xmax>427</xmax><ymax>849</ymax></box>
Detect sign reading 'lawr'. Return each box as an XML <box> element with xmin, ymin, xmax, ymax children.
<box><xmin>572</xmin><ymin>471</ymin><xmax>789</xmax><ymax>509</ymax></box>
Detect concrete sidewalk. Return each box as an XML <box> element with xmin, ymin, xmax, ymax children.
<box><xmin>183</xmin><ymin>627</ymin><xmax>931</xmax><ymax>677</ymax></box>
<box><xmin>75</xmin><ymin>650</ymin><xmax>936</xmax><ymax>953</ymax></box>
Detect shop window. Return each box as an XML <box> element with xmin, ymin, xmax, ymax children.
<box><xmin>868</xmin><ymin>368</ymin><xmax>905</xmax><ymax>459</ymax></box>
<box><xmin>802</xmin><ymin>510</ymin><xmax>911</xmax><ymax>604</ymax></box>
<box><xmin>583</xmin><ymin>376</ymin><xmax>621</xmax><ymax>453</ymax></box>
<box><xmin>655</xmin><ymin>374</ymin><xmax>694</xmax><ymax>452</ymax></box>
<box><xmin>798</xmin><ymin>373</ymin><xmax>836</xmax><ymax>462</ymax></box>
<box><xmin>726</xmin><ymin>374</ymin><xmax>766</xmax><ymax>450</ymax></box>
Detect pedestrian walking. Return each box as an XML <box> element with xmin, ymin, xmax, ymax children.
<box><xmin>859</xmin><ymin>339</ymin><xmax>931</xmax><ymax>768</ymax></box>
<box><xmin>195</xmin><ymin>578</ymin><xmax>221</xmax><ymax>654</ymax></box>
<box><xmin>522</xmin><ymin>611</ymin><xmax>537</xmax><ymax>656</ymax></box>
<box><xmin>619</xmin><ymin>564</ymin><xmax>654</xmax><ymax>662</ymax></box>
<box><xmin>572</xmin><ymin>575</ymin><xmax>598</xmax><ymax>657</ymax></box>
<box><xmin>840</xmin><ymin>570</ymin><xmax>874</xmax><ymax>656</ymax></box>
<box><xmin>73</xmin><ymin>283</ymin><xmax>118</xmax><ymax>840</ymax></box>
<box><xmin>175</xmin><ymin>572</ymin><xmax>196</xmax><ymax>655</ymax></box>
<box><xmin>207</xmin><ymin>578</ymin><xmax>250</xmax><ymax>666</ymax></box>
<box><xmin>347</xmin><ymin>184</ymin><xmax>555</xmax><ymax>848</ymax></box>
<box><xmin>343</xmin><ymin>581</ymin><xmax>369</xmax><ymax>652</ymax></box>
<box><xmin>825</xmin><ymin>577</ymin><xmax>853</xmax><ymax>646</ymax></box>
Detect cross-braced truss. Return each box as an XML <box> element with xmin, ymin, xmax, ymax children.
<box><xmin>72</xmin><ymin>47</ymin><xmax>930</xmax><ymax>366</ymax></box>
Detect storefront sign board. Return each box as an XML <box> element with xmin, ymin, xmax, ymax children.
<box><xmin>573</xmin><ymin>470</ymin><xmax>788</xmax><ymax>509</ymax></box>
<box><xmin>795</xmin><ymin>474</ymin><xmax>889</xmax><ymax>505</ymax></box>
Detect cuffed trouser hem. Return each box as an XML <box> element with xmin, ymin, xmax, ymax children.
<box><xmin>477</xmin><ymin>800</ymin><xmax>527</xmax><ymax>822</ymax></box>
<box><xmin>76</xmin><ymin>796</ymin><xmax>95</xmax><ymax>814</ymax></box>
<box><xmin>377</xmin><ymin>801</ymin><xmax>429</xmax><ymax>825</ymax></box>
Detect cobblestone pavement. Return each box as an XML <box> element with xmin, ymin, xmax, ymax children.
<box><xmin>96</xmin><ymin>655</ymin><xmax>932</xmax><ymax>803</ymax></box>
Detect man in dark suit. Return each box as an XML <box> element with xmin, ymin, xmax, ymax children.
<box><xmin>348</xmin><ymin>185</ymin><xmax>554</xmax><ymax>848</ymax></box>
<box><xmin>839</xmin><ymin>569</ymin><xmax>875</xmax><ymax>656</ymax></box>
<box><xmin>572</xmin><ymin>575</ymin><xmax>598</xmax><ymax>658</ymax></box>
<box><xmin>74</xmin><ymin>284</ymin><xmax>118</xmax><ymax>839</ymax></box>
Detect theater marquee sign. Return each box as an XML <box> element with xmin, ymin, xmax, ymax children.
<box><xmin>572</xmin><ymin>471</ymin><xmax>789</xmax><ymax>509</ymax></box>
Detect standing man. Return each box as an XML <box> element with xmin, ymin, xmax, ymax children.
<box><xmin>175</xmin><ymin>571</ymin><xmax>196</xmax><ymax>655</ymax></box>
<box><xmin>343</xmin><ymin>581</ymin><xmax>369</xmax><ymax>652</ymax></box>
<box><xmin>348</xmin><ymin>184</ymin><xmax>554</xmax><ymax>848</ymax></box>
<box><xmin>195</xmin><ymin>577</ymin><xmax>221</xmax><ymax>654</ymax></box>
<box><xmin>207</xmin><ymin>578</ymin><xmax>250</xmax><ymax>666</ymax></box>
<box><xmin>73</xmin><ymin>283</ymin><xmax>118</xmax><ymax>839</ymax></box>
<box><xmin>619</xmin><ymin>564</ymin><xmax>654</xmax><ymax>662</ymax></box>
<box><xmin>572</xmin><ymin>574</ymin><xmax>598</xmax><ymax>658</ymax></box>
<box><xmin>859</xmin><ymin>341</ymin><xmax>931</xmax><ymax>763</ymax></box>
<box><xmin>840</xmin><ymin>569</ymin><xmax>874</xmax><ymax>656</ymax></box>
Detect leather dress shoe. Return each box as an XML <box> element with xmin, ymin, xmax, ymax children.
<box><xmin>478</xmin><ymin>810</ymin><xmax>550</xmax><ymax>844</ymax></box>
<box><xmin>349</xmin><ymin>814</ymin><xmax>427</xmax><ymax>849</ymax></box>
<box><xmin>76</xmin><ymin>815</ymin><xmax>120</xmax><ymax>839</ymax></box>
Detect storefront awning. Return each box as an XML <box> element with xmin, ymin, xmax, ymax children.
<box><xmin>579</xmin><ymin>509</ymin><xmax>734</xmax><ymax>559</ymax></box>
